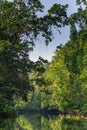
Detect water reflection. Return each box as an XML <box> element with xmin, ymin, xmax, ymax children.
<box><xmin>0</xmin><ymin>114</ymin><xmax>87</xmax><ymax>130</ymax></box>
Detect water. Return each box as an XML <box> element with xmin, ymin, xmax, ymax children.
<box><xmin>0</xmin><ymin>114</ymin><xmax>87</xmax><ymax>130</ymax></box>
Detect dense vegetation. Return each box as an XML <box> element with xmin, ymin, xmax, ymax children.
<box><xmin>0</xmin><ymin>0</ymin><xmax>87</xmax><ymax>116</ymax></box>
<box><xmin>1</xmin><ymin>114</ymin><xmax>87</xmax><ymax>129</ymax></box>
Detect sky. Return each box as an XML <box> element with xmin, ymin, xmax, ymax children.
<box><xmin>30</xmin><ymin>0</ymin><xmax>78</xmax><ymax>61</ymax></box>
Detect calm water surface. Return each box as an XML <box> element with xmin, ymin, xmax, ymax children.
<box><xmin>0</xmin><ymin>114</ymin><xmax>87</xmax><ymax>130</ymax></box>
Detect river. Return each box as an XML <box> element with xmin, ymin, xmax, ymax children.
<box><xmin>0</xmin><ymin>113</ymin><xmax>87</xmax><ymax>130</ymax></box>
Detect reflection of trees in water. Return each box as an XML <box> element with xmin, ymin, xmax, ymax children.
<box><xmin>60</xmin><ymin>116</ymin><xmax>87</xmax><ymax>130</ymax></box>
<box><xmin>0</xmin><ymin>115</ymin><xmax>87</xmax><ymax>130</ymax></box>
<box><xmin>0</xmin><ymin>118</ymin><xmax>16</xmax><ymax>130</ymax></box>
<box><xmin>41</xmin><ymin>115</ymin><xmax>87</xmax><ymax>130</ymax></box>
<box><xmin>16</xmin><ymin>114</ymin><xmax>41</xmax><ymax>130</ymax></box>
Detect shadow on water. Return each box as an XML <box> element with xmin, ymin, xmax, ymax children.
<box><xmin>0</xmin><ymin>113</ymin><xmax>87</xmax><ymax>130</ymax></box>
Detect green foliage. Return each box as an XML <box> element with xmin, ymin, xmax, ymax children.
<box><xmin>41</xmin><ymin>2</ymin><xmax>87</xmax><ymax>112</ymax></box>
<box><xmin>0</xmin><ymin>0</ymin><xmax>68</xmax><ymax>114</ymax></box>
<box><xmin>41</xmin><ymin>48</ymin><xmax>70</xmax><ymax>110</ymax></box>
<box><xmin>76</xmin><ymin>0</ymin><xmax>87</xmax><ymax>6</ymax></box>
<box><xmin>0</xmin><ymin>0</ymin><xmax>87</xmax><ymax>115</ymax></box>
<box><xmin>0</xmin><ymin>0</ymin><xmax>68</xmax><ymax>45</ymax></box>
<box><xmin>1</xmin><ymin>114</ymin><xmax>87</xmax><ymax>130</ymax></box>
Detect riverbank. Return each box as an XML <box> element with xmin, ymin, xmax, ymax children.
<box><xmin>17</xmin><ymin>108</ymin><xmax>87</xmax><ymax>118</ymax></box>
<box><xmin>1</xmin><ymin>107</ymin><xmax>87</xmax><ymax>119</ymax></box>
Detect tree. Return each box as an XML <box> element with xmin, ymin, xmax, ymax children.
<box><xmin>41</xmin><ymin>47</ymin><xmax>70</xmax><ymax>110</ymax></box>
<box><xmin>42</xmin><ymin>1</ymin><xmax>87</xmax><ymax>111</ymax></box>
<box><xmin>0</xmin><ymin>0</ymin><xmax>68</xmax><ymax>114</ymax></box>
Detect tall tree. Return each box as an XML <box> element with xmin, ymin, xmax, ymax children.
<box><xmin>0</xmin><ymin>0</ymin><xmax>68</xmax><ymax>114</ymax></box>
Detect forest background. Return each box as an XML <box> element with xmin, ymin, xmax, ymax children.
<box><xmin>0</xmin><ymin>0</ymin><xmax>87</xmax><ymax>116</ymax></box>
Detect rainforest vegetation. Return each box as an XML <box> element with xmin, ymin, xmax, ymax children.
<box><xmin>0</xmin><ymin>0</ymin><xmax>87</xmax><ymax>117</ymax></box>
